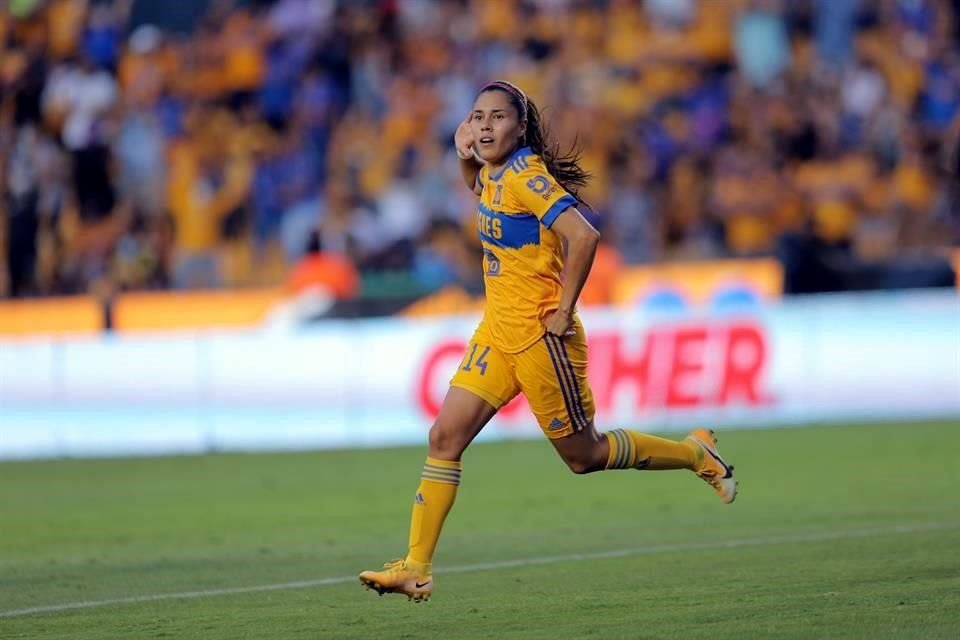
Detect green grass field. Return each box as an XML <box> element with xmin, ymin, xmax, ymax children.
<box><xmin>1</xmin><ymin>421</ymin><xmax>959</xmax><ymax>639</ymax></box>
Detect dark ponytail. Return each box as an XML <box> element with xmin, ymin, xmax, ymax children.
<box><xmin>522</xmin><ymin>98</ymin><xmax>592</xmax><ymax>198</ymax></box>
<box><xmin>480</xmin><ymin>82</ymin><xmax>592</xmax><ymax>198</ymax></box>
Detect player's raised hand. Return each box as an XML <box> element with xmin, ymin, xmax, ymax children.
<box><xmin>454</xmin><ymin>113</ymin><xmax>476</xmax><ymax>159</ymax></box>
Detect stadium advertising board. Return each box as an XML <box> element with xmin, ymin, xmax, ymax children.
<box><xmin>0</xmin><ymin>292</ymin><xmax>957</xmax><ymax>459</ymax></box>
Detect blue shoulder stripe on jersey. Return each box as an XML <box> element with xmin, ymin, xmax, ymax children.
<box><xmin>540</xmin><ymin>194</ymin><xmax>577</xmax><ymax>229</ymax></box>
<box><xmin>477</xmin><ymin>202</ymin><xmax>540</xmax><ymax>249</ymax></box>
<box><xmin>510</xmin><ymin>152</ymin><xmax>529</xmax><ymax>173</ymax></box>
<box><xmin>489</xmin><ymin>146</ymin><xmax>533</xmax><ymax>182</ymax></box>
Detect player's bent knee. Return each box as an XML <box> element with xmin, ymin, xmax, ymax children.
<box><xmin>564</xmin><ymin>457</ymin><xmax>600</xmax><ymax>475</ymax></box>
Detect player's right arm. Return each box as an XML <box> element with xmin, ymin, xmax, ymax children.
<box><xmin>454</xmin><ymin>114</ymin><xmax>484</xmax><ymax>195</ymax></box>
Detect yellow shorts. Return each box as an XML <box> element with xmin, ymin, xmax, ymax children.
<box><xmin>450</xmin><ymin>319</ymin><xmax>596</xmax><ymax>439</ymax></box>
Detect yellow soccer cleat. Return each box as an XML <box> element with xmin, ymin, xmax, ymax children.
<box><xmin>685</xmin><ymin>428</ymin><xmax>738</xmax><ymax>504</ymax></box>
<box><xmin>359</xmin><ymin>559</ymin><xmax>433</xmax><ymax>602</ymax></box>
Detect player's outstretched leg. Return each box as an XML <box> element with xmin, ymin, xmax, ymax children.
<box><xmin>534</xmin><ymin>328</ymin><xmax>737</xmax><ymax>502</ymax></box>
<box><xmin>550</xmin><ymin>426</ymin><xmax>738</xmax><ymax>503</ymax></box>
<box><xmin>359</xmin><ymin>387</ymin><xmax>497</xmax><ymax>601</ymax></box>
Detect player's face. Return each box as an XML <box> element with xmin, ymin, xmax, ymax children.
<box><xmin>470</xmin><ymin>90</ymin><xmax>525</xmax><ymax>165</ymax></box>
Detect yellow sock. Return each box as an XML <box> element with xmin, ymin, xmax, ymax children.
<box><xmin>604</xmin><ymin>429</ymin><xmax>701</xmax><ymax>470</ymax></box>
<box><xmin>406</xmin><ymin>457</ymin><xmax>461</xmax><ymax>572</ymax></box>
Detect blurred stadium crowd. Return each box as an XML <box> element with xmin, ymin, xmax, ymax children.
<box><xmin>1</xmin><ymin>0</ymin><xmax>959</xmax><ymax>301</ymax></box>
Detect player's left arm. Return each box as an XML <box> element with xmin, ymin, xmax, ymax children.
<box><xmin>544</xmin><ymin>207</ymin><xmax>599</xmax><ymax>335</ymax></box>
<box><xmin>510</xmin><ymin>162</ymin><xmax>600</xmax><ymax>336</ymax></box>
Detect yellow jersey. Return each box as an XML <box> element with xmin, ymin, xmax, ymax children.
<box><xmin>476</xmin><ymin>147</ymin><xmax>578</xmax><ymax>353</ymax></box>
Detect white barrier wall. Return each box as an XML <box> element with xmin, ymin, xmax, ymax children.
<box><xmin>1</xmin><ymin>291</ymin><xmax>958</xmax><ymax>459</ymax></box>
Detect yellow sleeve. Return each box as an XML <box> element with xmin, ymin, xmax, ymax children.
<box><xmin>507</xmin><ymin>156</ymin><xmax>578</xmax><ymax>228</ymax></box>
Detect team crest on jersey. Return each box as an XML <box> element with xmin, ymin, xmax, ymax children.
<box><xmin>493</xmin><ymin>184</ymin><xmax>503</xmax><ymax>206</ymax></box>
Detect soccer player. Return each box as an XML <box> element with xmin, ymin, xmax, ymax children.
<box><xmin>359</xmin><ymin>81</ymin><xmax>737</xmax><ymax>602</ymax></box>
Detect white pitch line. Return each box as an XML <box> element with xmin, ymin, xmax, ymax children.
<box><xmin>1</xmin><ymin>520</ymin><xmax>956</xmax><ymax>619</ymax></box>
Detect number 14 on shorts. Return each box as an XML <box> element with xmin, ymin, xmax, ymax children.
<box><xmin>462</xmin><ymin>344</ymin><xmax>491</xmax><ymax>375</ymax></box>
